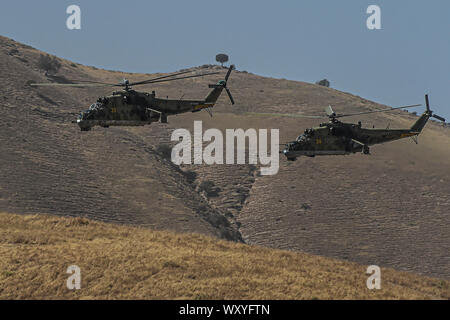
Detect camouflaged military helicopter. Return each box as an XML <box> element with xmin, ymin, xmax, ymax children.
<box><xmin>31</xmin><ymin>65</ymin><xmax>235</xmax><ymax>131</ymax></box>
<box><xmin>279</xmin><ymin>95</ymin><xmax>446</xmax><ymax>160</ymax></box>
<box><xmin>250</xmin><ymin>94</ymin><xmax>445</xmax><ymax>161</ymax></box>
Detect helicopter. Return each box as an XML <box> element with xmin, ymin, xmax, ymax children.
<box><xmin>281</xmin><ymin>94</ymin><xmax>446</xmax><ymax>160</ymax></box>
<box><xmin>250</xmin><ymin>94</ymin><xmax>445</xmax><ymax>161</ymax></box>
<box><xmin>30</xmin><ymin>65</ymin><xmax>235</xmax><ymax>131</ymax></box>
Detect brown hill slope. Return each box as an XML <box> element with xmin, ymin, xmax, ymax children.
<box><xmin>0</xmin><ymin>213</ymin><xmax>448</xmax><ymax>299</ymax></box>
<box><xmin>0</xmin><ymin>35</ymin><xmax>449</xmax><ymax>279</ymax></box>
<box><xmin>0</xmin><ymin>35</ymin><xmax>240</xmax><ymax>241</ymax></box>
<box><xmin>155</xmin><ymin>112</ymin><xmax>450</xmax><ymax>279</ymax></box>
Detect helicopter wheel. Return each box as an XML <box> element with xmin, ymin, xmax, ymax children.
<box><xmin>363</xmin><ymin>145</ymin><xmax>370</xmax><ymax>155</ymax></box>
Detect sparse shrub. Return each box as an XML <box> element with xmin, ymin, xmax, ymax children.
<box><xmin>16</xmin><ymin>56</ymin><xmax>28</xmax><ymax>63</ymax></box>
<box><xmin>156</xmin><ymin>144</ymin><xmax>172</xmax><ymax>159</ymax></box>
<box><xmin>2</xmin><ymin>271</ymin><xmax>14</xmax><ymax>278</ymax></box>
<box><xmin>8</xmin><ymin>49</ymin><xmax>19</xmax><ymax>56</ymax></box>
<box><xmin>162</xmin><ymin>260</ymin><xmax>182</xmax><ymax>269</ymax></box>
<box><xmin>315</xmin><ymin>79</ymin><xmax>330</xmax><ymax>87</ymax></box>
<box><xmin>38</xmin><ymin>54</ymin><xmax>61</xmax><ymax>74</ymax></box>
<box><xmin>184</xmin><ymin>170</ymin><xmax>197</xmax><ymax>184</ymax></box>
<box><xmin>198</xmin><ymin>180</ymin><xmax>220</xmax><ymax>197</ymax></box>
<box><xmin>235</xmin><ymin>186</ymin><xmax>247</xmax><ymax>203</ymax></box>
<box><xmin>69</xmin><ymin>217</ymin><xmax>90</xmax><ymax>226</ymax></box>
<box><xmin>199</xmin><ymin>180</ymin><xmax>215</xmax><ymax>194</ymax></box>
<box><xmin>301</xmin><ymin>203</ymin><xmax>311</xmax><ymax>210</ymax></box>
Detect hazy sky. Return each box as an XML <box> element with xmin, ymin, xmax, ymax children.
<box><xmin>1</xmin><ymin>0</ymin><xmax>449</xmax><ymax>120</ymax></box>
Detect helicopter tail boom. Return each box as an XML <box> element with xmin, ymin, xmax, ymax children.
<box><xmin>410</xmin><ymin>94</ymin><xmax>445</xmax><ymax>133</ymax></box>
<box><xmin>410</xmin><ymin>111</ymin><xmax>431</xmax><ymax>133</ymax></box>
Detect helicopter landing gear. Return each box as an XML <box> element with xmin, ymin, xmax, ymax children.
<box><xmin>160</xmin><ymin>113</ymin><xmax>168</xmax><ymax>124</ymax></box>
<box><xmin>363</xmin><ymin>144</ymin><xmax>370</xmax><ymax>155</ymax></box>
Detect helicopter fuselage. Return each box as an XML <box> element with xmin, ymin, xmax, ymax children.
<box><xmin>76</xmin><ymin>89</ymin><xmax>215</xmax><ymax>131</ymax></box>
<box><xmin>282</xmin><ymin>118</ymin><xmax>421</xmax><ymax>160</ymax></box>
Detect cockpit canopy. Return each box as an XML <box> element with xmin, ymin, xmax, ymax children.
<box><xmin>296</xmin><ymin>128</ymin><xmax>314</xmax><ymax>142</ymax></box>
<box><xmin>89</xmin><ymin>102</ymin><xmax>103</xmax><ymax>111</ymax></box>
<box><xmin>78</xmin><ymin>102</ymin><xmax>104</xmax><ymax>120</ymax></box>
<box><xmin>97</xmin><ymin>97</ymin><xmax>109</xmax><ymax>104</ymax></box>
<box><xmin>304</xmin><ymin>128</ymin><xmax>314</xmax><ymax>135</ymax></box>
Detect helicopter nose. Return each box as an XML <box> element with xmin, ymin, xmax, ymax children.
<box><xmin>282</xmin><ymin>148</ymin><xmax>297</xmax><ymax>161</ymax></box>
<box><xmin>282</xmin><ymin>148</ymin><xmax>291</xmax><ymax>157</ymax></box>
<box><xmin>75</xmin><ymin>118</ymin><xmax>92</xmax><ymax>131</ymax></box>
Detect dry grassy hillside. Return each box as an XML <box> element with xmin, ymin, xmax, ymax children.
<box><xmin>0</xmin><ymin>213</ymin><xmax>448</xmax><ymax>299</ymax></box>
<box><xmin>0</xmin><ymin>35</ymin><xmax>449</xmax><ymax>280</ymax></box>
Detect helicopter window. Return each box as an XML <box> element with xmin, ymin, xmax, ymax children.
<box><xmin>303</xmin><ymin>129</ymin><xmax>315</xmax><ymax>137</ymax></box>
<box><xmin>88</xmin><ymin>102</ymin><xmax>104</xmax><ymax>111</ymax></box>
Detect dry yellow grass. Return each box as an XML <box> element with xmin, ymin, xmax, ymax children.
<box><xmin>0</xmin><ymin>212</ymin><xmax>448</xmax><ymax>300</ymax></box>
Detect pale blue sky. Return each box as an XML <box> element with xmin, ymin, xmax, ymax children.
<box><xmin>1</xmin><ymin>0</ymin><xmax>449</xmax><ymax>120</ymax></box>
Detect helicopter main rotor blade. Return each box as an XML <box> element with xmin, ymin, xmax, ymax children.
<box><xmin>242</xmin><ymin>112</ymin><xmax>325</xmax><ymax>119</ymax></box>
<box><xmin>225</xmin><ymin>65</ymin><xmax>234</xmax><ymax>81</ymax></box>
<box><xmin>226</xmin><ymin>88</ymin><xmax>235</xmax><ymax>105</ymax></box>
<box><xmin>128</xmin><ymin>70</ymin><xmax>194</xmax><ymax>86</ymax></box>
<box><xmin>30</xmin><ymin>82</ymin><xmax>118</xmax><ymax>88</ymax></box>
<box><xmin>133</xmin><ymin>72</ymin><xmax>221</xmax><ymax>85</ymax></box>
<box><xmin>61</xmin><ymin>79</ymin><xmax>119</xmax><ymax>85</ymax></box>
<box><xmin>335</xmin><ymin>104</ymin><xmax>422</xmax><ymax>118</ymax></box>
<box><xmin>31</xmin><ymin>70</ymin><xmax>218</xmax><ymax>89</ymax></box>
<box><xmin>325</xmin><ymin>105</ymin><xmax>335</xmax><ymax>116</ymax></box>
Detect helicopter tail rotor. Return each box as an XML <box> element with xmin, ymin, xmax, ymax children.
<box><xmin>208</xmin><ymin>64</ymin><xmax>235</xmax><ymax>105</ymax></box>
<box><xmin>425</xmin><ymin>94</ymin><xmax>446</xmax><ymax>122</ymax></box>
